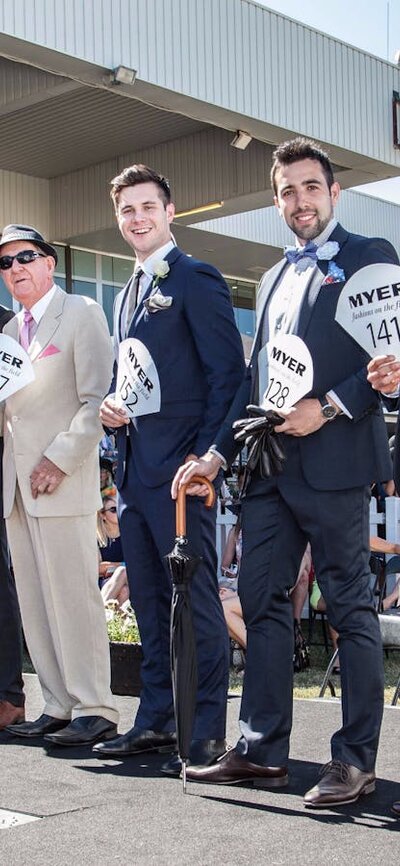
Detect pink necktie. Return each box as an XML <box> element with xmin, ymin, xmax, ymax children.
<box><xmin>20</xmin><ymin>310</ymin><xmax>34</xmax><ymax>351</ymax></box>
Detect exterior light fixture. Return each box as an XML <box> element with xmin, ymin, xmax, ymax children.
<box><xmin>230</xmin><ymin>130</ymin><xmax>252</xmax><ymax>150</ymax></box>
<box><xmin>174</xmin><ymin>201</ymin><xmax>224</xmax><ymax>218</ymax></box>
<box><xmin>393</xmin><ymin>91</ymin><xmax>400</xmax><ymax>149</ymax></box>
<box><xmin>112</xmin><ymin>66</ymin><xmax>137</xmax><ymax>85</ymax></box>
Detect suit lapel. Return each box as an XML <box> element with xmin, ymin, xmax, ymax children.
<box><xmin>6</xmin><ymin>314</ymin><xmax>19</xmax><ymax>342</ymax></box>
<box><xmin>128</xmin><ymin>246</ymin><xmax>181</xmax><ymax>332</ymax></box>
<box><xmin>296</xmin><ymin>223</ymin><xmax>350</xmax><ymax>338</ymax></box>
<box><xmin>117</xmin><ymin>277</ymin><xmax>134</xmax><ymax>342</ymax></box>
<box><xmin>247</xmin><ymin>259</ymin><xmax>287</xmax><ymax>402</ymax></box>
<box><xmin>253</xmin><ymin>259</ymin><xmax>287</xmax><ymax>352</ymax></box>
<box><xmin>29</xmin><ymin>286</ymin><xmax>65</xmax><ymax>362</ymax></box>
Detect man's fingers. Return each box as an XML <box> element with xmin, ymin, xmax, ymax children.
<box><xmin>171</xmin><ymin>463</ymin><xmax>198</xmax><ymax>498</ymax></box>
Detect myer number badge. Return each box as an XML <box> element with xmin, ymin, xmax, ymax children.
<box><xmin>0</xmin><ymin>334</ymin><xmax>35</xmax><ymax>400</ymax></box>
<box><xmin>116</xmin><ymin>338</ymin><xmax>161</xmax><ymax>417</ymax></box>
<box><xmin>335</xmin><ymin>263</ymin><xmax>400</xmax><ymax>358</ymax></box>
<box><xmin>258</xmin><ymin>334</ymin><xmax>313</xmax><ymax>411</ymax></box>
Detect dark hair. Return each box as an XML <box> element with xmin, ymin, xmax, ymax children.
<box><xmin>110</xmin><ymin>164</ymin><xmax>171</xmax><ymax>209</ymax></box>
<box><xmin>270</xmin><ymin>137</ymin><xmax>335</xmax><ymax>195</ymax></box>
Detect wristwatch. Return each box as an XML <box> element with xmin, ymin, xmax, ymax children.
<box><xmin>318</xmin><ymin>394</ymin><xmax>338</xmax><ymax>420</ymax></box>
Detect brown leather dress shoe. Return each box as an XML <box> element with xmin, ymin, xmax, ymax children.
<box><xmin>185</xmin><ymin>748</ymin><xmax>288</xmax><ymax>788</ymax></box>
<box><xmin>304</xmin><ymin>760</ymin><xmax>375</xmax><ymax>808</ymax></box>
<box><xmin>391</xmin><ymin>801</ymin><xmax>400</xmax><ymax>818</ymax></box>
<box><xmin>0</xmin><ymin>700</ymin><xmax>25</xmax><ymax>731</ymax></box>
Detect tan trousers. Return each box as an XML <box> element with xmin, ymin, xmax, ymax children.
<box><xmin>6</xmin><ymin>487</ymin><xmax>118</xmax><ymax>723</ymax></box>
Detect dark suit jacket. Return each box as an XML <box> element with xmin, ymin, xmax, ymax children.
<box><xmin>215</xmin><ymin>223</ymin><xmax>398</xmax><ymax>491</ymax></box>
<box><xmin>113</xmin><ymin>246</ymin><xmax>245</xmax><ymax>487</ymax></box>
<box><xmin>0</xmin><ymin>304</ymin><xmax>14</xmax><ymax>518</ymax></box>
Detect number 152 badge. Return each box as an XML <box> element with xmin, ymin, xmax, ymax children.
<box><xmin>258</xmin><ymin>334</ymin><xmax>314</xmax><ymax>411</ymax></box>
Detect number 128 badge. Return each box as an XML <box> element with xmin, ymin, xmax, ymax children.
<box><xmin>258</xmin><ymin>334</ymin><xmax>314</xmax><ymax>411</ymax></box>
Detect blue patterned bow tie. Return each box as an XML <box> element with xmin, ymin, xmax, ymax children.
<box><xmin>284</xmin><ymin>241</ymin><xmax>318</xmax><ymax>265</ymax></box>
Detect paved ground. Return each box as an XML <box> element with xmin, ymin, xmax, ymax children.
<box><xmin>0</xmin><ymin>674</ymin><xmax>398</xmax><ymax>865</ymax></box>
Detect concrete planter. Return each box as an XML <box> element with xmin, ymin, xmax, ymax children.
<box><xmin>110</xmin><ymin>641</ymin><xmax>143</xmax><ymax>697</ymax></box>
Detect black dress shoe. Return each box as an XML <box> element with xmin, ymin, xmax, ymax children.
<box><xmin>92</xmin><ymin>726</ymin><xmax>177</xmax><ymax>757</ymax></box>
<box><xmin>44</xmin><ymin>716</ymin><xmax>118</xmax><ymax>746</ymax></box>
<box><xmin>185</xmin><ymin>748</ymin><xmax>288</xmax><ymax>788</ymax></box>
<box><xmin>6</xmin><ymin>713</ymin><xmax>69</xmax><ymax>738</ymax></box>
<box><xmin>161</xmin><ymin>739</ymin><xmax>227</xmax><ymax>777</ymax></box>
<box><xmin>304</xmin><ymin>760</ymin><xmax>375</xmax><ymax>807</ymax></box>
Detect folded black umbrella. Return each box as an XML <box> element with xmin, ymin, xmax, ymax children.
<box><xmin>164</xmin><ymin>476</ymin><xmax>215</xmax><ymax>793</ymax></box>
<box><xmin>232</xmin><ymin>404</ymin><xmax>286</xmax><ymax>488</ymax></box>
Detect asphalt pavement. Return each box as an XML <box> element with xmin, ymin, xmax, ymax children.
<box><xmin>0</xmin><ymin>673</ymin><xmax>398</xmax><ymax>865</ymax></box>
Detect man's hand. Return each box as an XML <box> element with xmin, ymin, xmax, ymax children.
<box><xmin>99</xmin><ymin>395</ymin><xmax>130</xmax><ymax>428</ymax></box>
<box><xmin>30</xmin><ymin>457</ymin><xmax>66</xmax><ymax>498</ymax></box>
<box><xmin>367</xmin><ymin>355</ymin><xmax>400</xmax><ymax>393</ymax></box>
<box><xmin>171</xmin><ymin>452</ymin><xmax>222</xmax><ymax>499</ymax></box>
<box><xmin>275</xmin><ymin>398</ymin><xmax>332</xmax><ymax>437</ymax></box>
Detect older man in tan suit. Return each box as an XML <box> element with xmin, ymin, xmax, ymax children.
<box><xmin>0</xmin><ymin>224</ymin><xmax>118</xmax><ymax>746</ymax></box>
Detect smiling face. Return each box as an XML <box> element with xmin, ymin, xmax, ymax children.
<box><xmin>0</xmin><ymin>241</ymin><xmax>55</xmax><ymax>308</ymax></box>
<box><xmin>116</xmin><ymin>181</ymin><xmax>175</xmax><ymax>262</ymax></box>
<box><xmin>273</xmin><ymin>158</ymin><xmax>340</xmax><ymax>245</ymax></box>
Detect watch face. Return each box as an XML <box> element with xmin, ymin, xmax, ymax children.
<box><xmin>322</xmin><ymin>404</ymin><xmax>336</xmax><ymax>419</ymax></box>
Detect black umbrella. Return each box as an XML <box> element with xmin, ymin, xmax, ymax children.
<box><xmin>164</xmin><ymin>476</ymin><xmax>215</xmax><ymax>792</ymax></box>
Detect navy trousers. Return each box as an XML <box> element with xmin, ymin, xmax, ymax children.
<box><xmin>118</xmin><ymin>446</ymin><xmax>229</xmax><ymax>738</ymax></box>
<box><xmin>0</xmin><ymin>518</ymin><xmax>24</xmax><ymax>707</ymax></box>
<box><xmin>236</xmin><ymin>444</ymin><xmax>383</xmax><ymax>773</ymax></box>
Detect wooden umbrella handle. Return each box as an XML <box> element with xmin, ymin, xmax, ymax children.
<box><xmin>176</xmin><ymin>476</ymin><xmax>216</xmax><ymax>537</ymax></box>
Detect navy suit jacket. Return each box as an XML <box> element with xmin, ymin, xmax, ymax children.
<box><xmin>113</xmin><ymin>246</ymin><xmax>245</xmax><ymax>488</ymax></box>
<box><xmin>215</xmin><ymin>224</ymin><xmax>398</xmax><ymax>490</ymax></box>
<box><xmin>0</xmin><ymin>305</ymin><xmax>14</xmax><ymax>519</ymax></box>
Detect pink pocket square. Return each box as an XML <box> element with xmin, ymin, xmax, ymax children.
<box><xmin>38</xmin><ymin>344</ymin><xmax>61</xmax><ymax>359</ymax></box>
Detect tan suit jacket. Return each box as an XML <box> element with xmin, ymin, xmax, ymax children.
<box><xmin>1</xmin><ymin>285</ymin><xmax>113</xmax><ymax>518</ymax></box>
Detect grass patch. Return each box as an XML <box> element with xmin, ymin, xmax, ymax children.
<box><xmin>229</xmin><ymin>623</ymin><xmax>399</xmax><ymax>704</ymax></box>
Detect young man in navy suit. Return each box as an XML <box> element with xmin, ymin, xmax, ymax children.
<box><xmin>173</xmin><ymin>138</ymin><xmax>398</xmax><ymax>805</ymax></box>
<box><xmin>367</xmin><ymin>352</ymin><xmax>400</xmax><ymax>822</ymax></box>
<box><xmin>96</xmin><ymin>165</ymin><xmax>245</xmax><ymax>772</ymax></box>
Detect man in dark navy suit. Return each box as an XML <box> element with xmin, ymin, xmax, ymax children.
<box><xmin>367</xmin><ymin>345</ymin><xmax>400</xmax><ymax>822</ymax></box>
<box><xmin>95</xmin><ymin>165</ymin><xmax>245</xmax><ymax>771</ymax></box>
<box><xmin>0</xmin><ymin>303</ymin><xmax>25</xmax><ymax>730</ymax></box>
<box><xmin>173</xmin><ymin>138</ymin><xmax>398</xmax><ymax>805</ymax></box>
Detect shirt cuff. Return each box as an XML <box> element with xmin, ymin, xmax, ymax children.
<box><xmin>327</xmin><ymin>390</ymin><xmax>352</xmax><ymax>419</ymax></box>
<box><xmin>208</xmin><ymin>445</ymin><xmax>227</xmax><ymax>471</ymax></box>
<box><xmin>381</xmin><ymin>388</ymin><xmax>400</xmax><ymax>398</ymax></box>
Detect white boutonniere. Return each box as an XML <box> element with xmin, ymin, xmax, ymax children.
<box><xmin>152</xmin><ymin>260</ymin><xmax>170</xmax><ymax>289</ymax></box>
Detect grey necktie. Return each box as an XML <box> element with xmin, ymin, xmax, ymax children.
<box><xmin>125</xmin><ymin>268</ymin><xmax>144</xmax><ymax>337</ymax></box>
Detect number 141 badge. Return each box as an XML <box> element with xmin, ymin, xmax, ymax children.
<box><xmin>335</xmin><ymin>263</ymin><xmax>400</xmax><ymax>358</ymax></box>
<box><xmin>258</xmin><ymin>334</ymin><xmax>314</xmax><ymax>411</ymax></box>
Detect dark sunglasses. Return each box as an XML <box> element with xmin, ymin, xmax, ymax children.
<box><xmin>102</xmin><ymin>506</ymin><xmax>117</xmax><ymax>514</ymax></box>
<box><xmin>0</xmin><ymin>250</ymin><xmax>46</xmax><ymax>270</ymax></box>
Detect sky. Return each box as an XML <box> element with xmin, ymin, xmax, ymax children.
<box><xmin>257</xmin><ymin>0</ymin><xmax>400</xmax><ymax>205</ymax></box>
